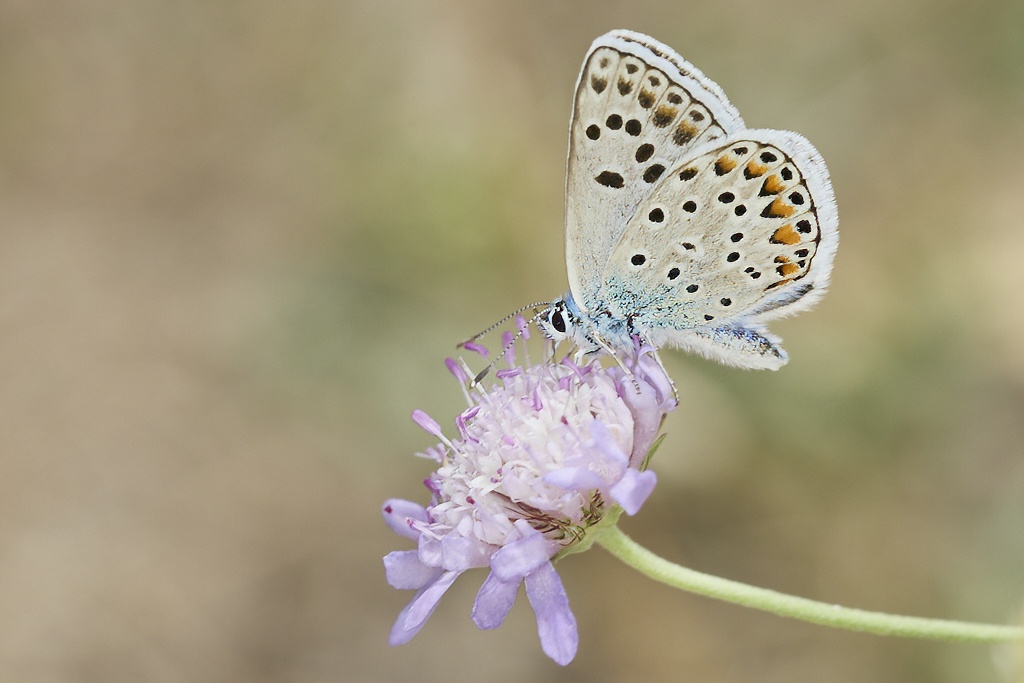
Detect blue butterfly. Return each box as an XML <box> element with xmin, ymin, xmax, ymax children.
<box><xmin>530</xmin><ymin>30</ymin><xmax>838</xmax><ymax>370</ymax></box>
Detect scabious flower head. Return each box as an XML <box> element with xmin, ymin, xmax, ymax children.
<box><xmin>383</xmin><ymin>338</ymin><xmax>676</xmax><ymax>665</ymax></box>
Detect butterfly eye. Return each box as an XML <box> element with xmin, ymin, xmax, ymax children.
<box><xmin>551</xmin><ymin>309</ymin><xmax>567</xmax><ymax>334</ymax></box>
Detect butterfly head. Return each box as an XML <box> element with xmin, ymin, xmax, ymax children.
<box><xmin>538</xmin><ymin>293</ymin><xmax>601</xmax><ymax>354</ymax></box>
<box><xmin>536</xmin><ymin>298</ymin><xmax>566</xmax><ymax>341</ymax></box>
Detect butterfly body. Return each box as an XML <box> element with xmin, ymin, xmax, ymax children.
<box><xmin>537</xmin><ymin>30</ymin><xmax>838</xmax><ymax>369</ymax></box>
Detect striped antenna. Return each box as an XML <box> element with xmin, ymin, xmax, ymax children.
<box><xmin>469</xmin><ymin>307</ymin><xmax>550</xmax><ymax>387</ymax></box>
<box><xmin>457</xmin><ymin>301</ymin><xmax>552</xmax><ymax>349</ymax></box>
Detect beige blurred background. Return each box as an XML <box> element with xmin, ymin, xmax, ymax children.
<box><xmin>1</xmin><ymin>1</ymin><xmax>1022</xmax><ymax>681</ymax></box>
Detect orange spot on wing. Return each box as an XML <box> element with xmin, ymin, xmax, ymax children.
<box><xmin>776</xmin><ymin>262</ymin><xmax>800</xmax><ymax>277</ymax></box>
<box><xmin>715</xmin><ymin>155</ymin><xmax>737</xmax><ymax>172</ymax></box>
<box><xmin>762</xmin><ymin>197</ymin><xmax>795</xmax><ymax>218</ymax></box>
<box><xmin>653</xmin><ymin>105</ymin><xmax>677</xmax><ymax>127</ymax></box>
<box><xmin>761</xmin><ymin>174</ymin><xmax>786</xmax><ymax>195</ymax></box>
<box><xmin>673</xmin><ymin>121</ymin><xmax>698</xmax><ymax>145</ymax></box>
<box><xmin>769</xmin><ymin>224</ymin><xmax>801</xmax><ymax>245</ymax></box>
<box><xmin>745</xmin><ymin>161</ymin><xmax>769</xmax><ymax>178</ymax></box>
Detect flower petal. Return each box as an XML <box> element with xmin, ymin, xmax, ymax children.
<box><xmin>472</xmin><ymin>571</ymin><xmax>519</xmax><ymax>630</ymax></box>
<box><xmin>622</xmin><ymin>355</ymin><xmax>675</xmax><ymax>463</ymax></box>
<box><xmin>384</xmin><ymin>550</ymin><xmax>443</xmax><ymax>590</ymax></box>
<box><xmin>440</xmin><ymin>533</ymin><xmax>492</xmax><ymax>571</ymax></box>
<box><xmin>609</xmin><ymin>469</ymin><xmax>657</xmax><ymax>515</ymax></box>
<box><xmin>589</xmin><ymin>421</ymin><xmax>629</xmax><ymax>466</ymax></box>
<box><xmin>543</xmin><ymin>466</ymin><xmax>605</xmax><ymax>492</ymax></box>
<box><xmin>636</xmin><ymin>350</ymin><xmax>676</xmax><ymax>409</ymax></box>
<box><xmin>490</xmin><ymin>522</ymin><xmax>556</xmax><ymax>582</ymax></box>
<box><xmin>514</xmin><ymin>314</ymin><xmax>530</xmax><ymax>339</ymax></box>
<box><xmin>388</xmin><ymin>569</ymin><xmax>461</xmax><ymax>646</ymax></box>
<box><xmin>445</xmin><ymin>357</ymin><xmax>468</xmax><ymax>383</ymax></box>
<box><xmin>501</xmin><ymin>331</ymin><xmax>516</xmax><ymax>365</ymax></box>
<box><xmin>411</xmin><ymin>409</ymin><xmax>444</xmax><ymax>439</ymax></box>
<box><xmin>462</xmin><ymin>341</ymin><xmax>488</xmax><ymax>357</ymax></box>
<box><xmin>417</xmin><ymin>535</ymin><xmax>443</xmax><ymax>567</ymax></box>
<box><xmin>525</xmin><ymin>561</ymin><xmax>578</xmax><ymax>666</ymax></box>
<box><xmin>382</xmin><ymin>499</ymin><xmax>429</xmax><ymax>540</ymax></box>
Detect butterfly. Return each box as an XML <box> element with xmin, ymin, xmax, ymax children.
<box><xmin>531</xmin><ymin>30</ymin><xmax>838</xmax><ymax>370</ymax></box>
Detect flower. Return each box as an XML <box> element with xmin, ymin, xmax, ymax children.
<box><xmin>383</xmin><ymin>341</ymin><xmax>675</xmax><ymax>665</ymax></box>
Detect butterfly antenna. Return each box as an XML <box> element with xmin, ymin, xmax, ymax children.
<box><xmin>458</xmin><ymin>301</ymin><xmax>551</xmax><ymax>348</ymax></box>
<box><xmin>469</xmin><ymin>308</ymin><xmax>548</xmax><ymax>387</ymax></box>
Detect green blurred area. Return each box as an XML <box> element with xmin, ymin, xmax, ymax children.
<box><xmin>1</xmin><ymin>1</ymin><xmax>1022</xmax><ymax>681</ymax></box>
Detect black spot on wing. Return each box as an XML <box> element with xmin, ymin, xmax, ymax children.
<box><xmin>643</xmin><ymin>164</ymin><xmax>665</xmax><ymax>183</ymax></box>
<box><xmin>595</xmin><ymin>171</ymin><xmax>624</xmax><ymax>188</ymax></box>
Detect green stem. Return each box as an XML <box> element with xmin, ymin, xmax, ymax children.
<box><xmin>596</xmin><ymin>524</ymin><xmax>1024</xmax><ymax>643</ymax></box>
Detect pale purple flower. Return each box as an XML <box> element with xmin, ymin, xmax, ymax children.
<box><xmin>383</xmin><ymin>343</ymin><xmax>675</xmax><ymax>665</ymax></box>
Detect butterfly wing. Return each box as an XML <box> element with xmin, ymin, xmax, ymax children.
<box><xmin>565</xmin><ymin>30</ymin><xmax>745</xmax><ymax>313</ymax></box>
<box><xmin>598</xmin><ymin>130</ymin><xmax>838</xmax><ymax>369</ymax></box>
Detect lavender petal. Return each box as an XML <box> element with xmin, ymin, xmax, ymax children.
<box><xmin>382</xmin><ymin>499</ymin><xmax>429</xmax><ymax>540</ymax></box>
<box><xmin>384</xmin><ymin>550</ymin><xmax>443</xmax><ymax>590</ymax></box>
<box><xmin>472</xmin><ymin>571</ymin><xmax>520</xmax><ymax>629</ymax></box>
<box><xmin>417</xmin><ymin>535</ymin><xmax>443</xmax><ymax>567</ymax></box>
<box><xmin>388</xmin><ymin>570</ymin><xmax>461</xmax><ymax>646</ymax></box>
<box><xmin>544</xmin><ymin>466</ymin><xmax>605</xmax><ymax>492</ymax></box>
<box><xmin>462</xmin><ymin>341</ymin><xmax>489</xmax><ymax>357</ymax></box>
<box><xmin>440</xmin><ymin>533</ymin><xmax>492</xmax><ymax>571</ymax></box>
<box><xmin>411</xmin><ymin>409</ymin><xmax>444</xmax><ymax>439</ymax></box>
<box><xmin>589</xmin><ymin>420</ymin><xmax>629</xmax><ymax>465</ymax></box>
<box><xmin>609</xmin><ymin>469</ymin><xmax>657</xmax><ymax>515</ymax></box>
<box><xmin>490</xmin><ymin>522</ymin><xmax>555</xmax><ymax>581</ymax></box>
<box><xmin>525</xmin><ymin>561</ymin><xmax>578</xmax><ymax>666</ymax></box>
<box><xmin>444</xmin><ymin>357</ymin><xmax>468</xmax><ymax>383</ymax></box>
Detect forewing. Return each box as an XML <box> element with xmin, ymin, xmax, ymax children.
<box><xmin>565</xmin><ymin>30</ymin><xmax>745</xmax><ymax>311</ymax></box>
<box><xmin>600</xmin><ymin>130</ymin><xmax>838</xmax><ymax>366</ymax></box>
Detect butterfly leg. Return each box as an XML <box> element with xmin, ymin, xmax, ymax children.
<box><xmin>644</xmin><ymin>341</ymin><xmax>679</xmax><ymax>403</ymax></box>
<box><xmin>583</xmin><ymin>331</ymin><xmax>644</xmax><ymax>394</ymax></box>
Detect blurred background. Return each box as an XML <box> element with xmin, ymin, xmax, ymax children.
<box><xmin>1</xmin><ymin>1</ymin><xmax>1022</xmax><ymax>681</ymax></box>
